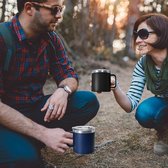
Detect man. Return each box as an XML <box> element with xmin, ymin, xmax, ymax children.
<box><xmin>0</xmin><ymin>0</ymin><xmax>99</xmax><ymax>167</ymax></box>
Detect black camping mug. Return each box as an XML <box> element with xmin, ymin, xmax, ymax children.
<box><xmin>72</xmin><ymin>126</ymin><xmax>95</xmax><ymax>155</ymax></box>
<box><xmin>91</xmin><ymin>69</ymin><xmax>116</xmax><ymax>92</ymax></box>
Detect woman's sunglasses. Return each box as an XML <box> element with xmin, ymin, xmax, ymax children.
<box><xmin>133</xmin><ymin>28</ymin><xmax>155</xmax><ymax>40</ymax></box>
<box><xmin>31</xmin><ymin>2</ymin><xmax>63</xmax><ymax>16</ymax></box>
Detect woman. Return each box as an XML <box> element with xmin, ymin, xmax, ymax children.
<box><xmin>111</xmin><ymin>13</ymin><xmax>168</xmax><ymax>156</ymax></box>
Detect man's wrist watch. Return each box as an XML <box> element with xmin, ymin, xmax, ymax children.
<box><xmin>58</xmin><ymin>85</ymin><xmax>72</xmax><ymax>95</ymax></box>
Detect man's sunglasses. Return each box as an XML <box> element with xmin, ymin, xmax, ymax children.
<box><xmin>133</xmin><ymin>28</ymin><xmax>155</xmax><ymax>40</ymax></box>
<box><xmin>31</xmin><ymin>2</ymin><xmax>63</xmax><ymax>16</ymax></box>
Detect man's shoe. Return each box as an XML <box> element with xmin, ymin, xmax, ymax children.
<box><xmin>154</xmin><ymin>140</ymin><xmax>168</xmax><ymax>156</ymax></box>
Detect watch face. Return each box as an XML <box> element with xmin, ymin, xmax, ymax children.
<box><xmin>64</xmin><ymin>86</ymin><xmax>72</xmax><ymax>94</ymax></box>
<box><xmin>58</xmin><ymin>85</ymin><xmax>72</xmax><ymax>94</ymax></box>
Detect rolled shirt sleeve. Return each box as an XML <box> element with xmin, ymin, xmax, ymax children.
<box><xmin>48</xmin><ymin>32</ymin><xmax>78</xmax><ymax>85</ymax></box>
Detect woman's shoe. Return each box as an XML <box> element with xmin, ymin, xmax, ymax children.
<box><xmin>154</xmin><ymin>128</ymin><xmax>168</xmax><ymax>156</ymax></box>
<box><xmin>154</xmin><ymin>140</ymin><xmax>168</xmax><ymax>156</ymax></box>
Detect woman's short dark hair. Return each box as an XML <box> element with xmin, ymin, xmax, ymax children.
<box><xmin>17</xmin><ymin>0</ymin><xmax>47</xmax><ymax>13</ymax></box>
<box><xmin>133</xmin><ymin>13</ymin><xmax>168</xmax><ymax>49</ymax></box>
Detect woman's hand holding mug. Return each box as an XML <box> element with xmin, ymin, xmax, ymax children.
<box><xmin>91</xmin><ymin>68</ymin><xmax>117</xmax><ymax>92</ymax></box>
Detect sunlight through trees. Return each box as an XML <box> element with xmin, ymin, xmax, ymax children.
<box><xmin>0</xmin><ymin>0</ymin><xmax>167</xmax><ymax>60</ymax></box>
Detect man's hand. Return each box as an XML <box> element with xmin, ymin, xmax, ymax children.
<box><xmin>41</xmin><ymin>88</ymin><xmax>69</xmax><ymax>122</ymax></box>
<box><xmin>42</xmin><ymin>128</ymin><xmax>73</xmax><ymax>153</ymax></box>
<box><xmin>0</xmin><ymin>102</ymin><xmax>73</xmax><ymax>153</ymax></box>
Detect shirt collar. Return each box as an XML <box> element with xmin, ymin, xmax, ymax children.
<box><xmin>11</xmin><ymin>13</ymin><xmax>50</xmax><ymax>43</ymax></box>
<box><xmin>12</xmin><ymin>13</ymin><xmax>27</xmax><ymax>42</ymax></box>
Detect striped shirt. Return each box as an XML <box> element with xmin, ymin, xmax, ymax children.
<box><xmin>0</xmin><ymin>14</ymin><xmax>78</xmax><ymax>108</ymax></box>
<box><xmin>126</xmin><ymin>57</ymin><xmax>146</xmax><ymax>111</ymax></box>
<box><xmin>126</xmin><ymin>56</ymin><xmax>168</xmax><ymax>112</ymax></box>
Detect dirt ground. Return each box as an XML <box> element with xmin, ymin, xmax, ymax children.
<box><xmin>42</xmin><ymin>59</ymin><xmax>168</xmax><ymax>168</ymax></box>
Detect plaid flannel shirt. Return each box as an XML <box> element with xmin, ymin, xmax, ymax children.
<box><xmin>0</xmin><ymin>14</ymin><xmax>78</xmax><ymax>108</ymax></box>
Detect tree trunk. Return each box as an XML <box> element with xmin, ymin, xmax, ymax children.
<box><xmin>1</xmin><ymin>0</ymin><xmax>6</xmax><ymax>22</ymax></box>
<box><xmin>125</xmin><ymin>0</ymin><xmax>141</xmax><ymax>59</ymax></box>
<box><xmin>110</xmin><ymin>1</ymin><xmax>117</xmax><ymax>57</ymax></box>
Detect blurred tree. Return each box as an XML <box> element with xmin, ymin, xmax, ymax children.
<box><xmin>0</xmin><ymin>0</ymin><xmax>17</xmax><ymax>22</ymax></box>
<box><xmin>1</xmin><ymin>0</ymin><xmax>168</xmax><ymax>61</ymax></box>
<box><xmin>141</xmin><ymin>0</ymin><xmax>168</xmax><ymax>15</ymax></box>
<box><xmin>125</xmin><ymin>0</ymin><xmax>141</xmax><ymax>59</ymax></box>
<box><xmin>0</xmin><ymin>0</ymin><xmax>6</xmax><ymax>22</ymax></box>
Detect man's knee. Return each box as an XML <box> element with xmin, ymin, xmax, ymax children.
<box><xmin>81</xmin><ymin>91</ymin><xmax>100</xmax><ymax>117</ymax></box>
<box><xmin>0</xmin><ymin>127</ymin><xmax>43</xmax><ymax>168</ymax></box>
<box><xmin>1</xmin><ymin>145</ymin><xmax>42</xmax><ymax>168</ymax></box>
<box><xmin>71</xmin><ymin>91</ymin><xmax>100</xmax><ymax>111</ymax></box>
<box><xmin>86</xmin><ymin>91</ymin><xmax>100</xmax><ymax>109</ymax></box>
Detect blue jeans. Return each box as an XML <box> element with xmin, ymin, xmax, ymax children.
<box><xmin>0</xmin><ymin>91</ymin><xmax>99</xmax><ymax>168</ymax></box>
<box><xmin>135</xmin><ymin>96</ymin><xmax>168</xmax><ymax>130</ymax></box>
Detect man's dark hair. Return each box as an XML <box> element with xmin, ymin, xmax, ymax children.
<box><xmin>133</xmin><ymin>13</ymin><xmax>168</xmax><ymax>49</ymax></box>
<box><xmin>17</xmin><ymin>0</ymin><xmax>47</xmax><ymax>13</ymax></box>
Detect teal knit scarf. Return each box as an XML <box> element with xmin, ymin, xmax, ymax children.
<box><xmin>143</xmin><ymin>55</ymin><xmax>168</xmax><ymax>95</ymax></box>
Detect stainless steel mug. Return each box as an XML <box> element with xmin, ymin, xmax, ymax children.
<box><xmin>91</xmin><ymin>69</ymin><xmax>116</xmax><ymax>92</ymax></box>
<box><xmin>72</xmin><ymin>126</ymin><xmax>95</xmax><ymax>155</ymax></box>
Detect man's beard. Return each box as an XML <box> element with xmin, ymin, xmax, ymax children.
<box><xmin>32</xmin><ymin>13</ymin><xmax>51</xmax><ymax>34</ymax></box>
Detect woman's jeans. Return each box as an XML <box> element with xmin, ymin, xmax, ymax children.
<box><xmin>135</xmin><ymin>96</ymin><xmax>168</xmax><ymax>131</ymax></box>
<box><xmin>0</xmin><ymin>91</ymin><xmax>99</xmax><ymax>168</ymax></box>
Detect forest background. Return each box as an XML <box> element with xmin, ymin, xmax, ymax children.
<box><xmin>1</xmin><ymin>0</ymin><xmax>168</xmax><ymax>64</ymax></box>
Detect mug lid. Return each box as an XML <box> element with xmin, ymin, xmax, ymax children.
<box><xmin>72</xmin><ymin>126</ymin><xmax>95</xmax><ymax>133</ymax></box>
<box><xmin>92</xmin><ymin>69</ymin><xmax>110</xmax><ymax>73</ymax></box>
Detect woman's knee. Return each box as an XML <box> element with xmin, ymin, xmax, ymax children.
<box><xmin>135</xmin><ymin>102</ymin><xmax>154</xmax><ymax>128</ymax></box>
<box><xmin>135</xmin><ymin>97</ymin><xmax>168</xmax><ymax>128</ymax></box>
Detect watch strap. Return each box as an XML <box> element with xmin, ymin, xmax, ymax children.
<box><xmin>58</xmin><ymin>85</ymin><xmax>72</xmax><ymax>95</ymax></box>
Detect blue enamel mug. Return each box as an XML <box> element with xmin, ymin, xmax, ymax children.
<box><xmin>72</xmin><ymin>126</ymin><xmax>95</xmax><ymax>155</ymax></box>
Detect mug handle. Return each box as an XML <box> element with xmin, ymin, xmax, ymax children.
<box><xmin>110</xmin><ymin>74</ymin><xmax>117</xmax><ymax>88</ymax></box>
<box><xmin>68</xmin><ymin>144</ymin><xmax>73</xmax><ymax>147</ymax></box>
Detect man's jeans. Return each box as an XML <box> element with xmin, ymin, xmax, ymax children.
<box><xmin>0</xmin><ymin>91</ymin><xmax>99</xmax><ymax>168</ymax></box>
<box><xmin>135</xmin><ymin>96</ymin><xmax>168</xmax><ymax>130</ymax></box>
